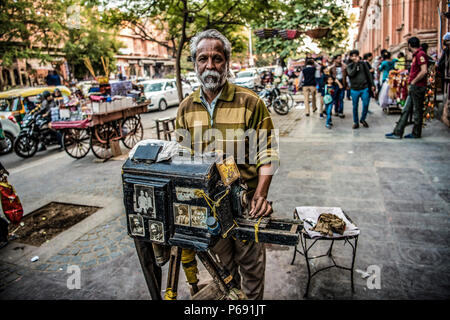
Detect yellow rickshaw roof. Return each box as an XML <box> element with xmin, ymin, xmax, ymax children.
<box><xmin>0</xmin><ymin>86</ymin><xmax>71</xmax><ymax>99</ymax></box>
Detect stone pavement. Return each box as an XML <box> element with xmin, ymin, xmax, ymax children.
<box><xmin>0</xmin><ymin>96</ymin><xmax>449</xmax><ymax>300</ymax></box>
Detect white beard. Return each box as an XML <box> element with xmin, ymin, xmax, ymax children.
<box><xmin>196</xmin><ymin>66</ymin><xmax>228</xmax><ymax>93</ymax></box>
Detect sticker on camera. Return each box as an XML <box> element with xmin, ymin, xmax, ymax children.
<box><xmin>128</xmin><ymin>214</ymin><xmax>145</xmax><ymax>237</ymax></box>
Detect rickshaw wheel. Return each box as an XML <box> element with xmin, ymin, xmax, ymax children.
<box><xmin>91</xmin><ymin>124</ymin><xmax>115</xmax><ymax>159</ymax></box>
<box><xmin>63</xmin><ymin>128</ymin><xmax>90</xmax><ymax>159</ymax></box>
<box><xmin>121</xmin><ymin>116</ymin><xmax>144</xmax><ymax>149</ymax></box>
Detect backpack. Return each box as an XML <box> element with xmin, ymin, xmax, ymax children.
<box><xmin>0</xmin><ymin>179</ymin><xmax>23</xmax><ymax>224</ymax></box>
<box><xmin>323</xmin><ymin>85</ymin><xmax>333</xmax><ymax>105</ymax></box>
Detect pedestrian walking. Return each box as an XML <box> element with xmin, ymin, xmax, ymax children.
<box><xmin>379</xmin><ymin>51</ymin><xmax>397</xmax><ymax>84</ymax></box>
<box><xmin>298</xmin><ymin>59</ymin><xmax>317</xmax><ymax>116</ymax></box>
<box><xmin>346</xmin><ymin>49</ymin><xmax>375</xmax><ymax>129</ymax></box>
<box><xmin>314</xmin><ymin>58</ymin><xmax>326</xmax><ymax>117</ymax></box>
<box><xmin>329</xmin><ymin>54</ymin><xmax>347</xmax><ymax>118</ymax></box>
<box><xmin>386</xmin><ymin>37</ymin><xmax>428</xmax><ymax>139</ymax></box>
<box><xmin>321</xmin><ymin>75</ymin><xmax>339</xmax><ymax>129</ymax></box>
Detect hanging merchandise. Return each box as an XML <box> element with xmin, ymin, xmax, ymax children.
<box><xmin>254</xmin><ymin>28</ymin><xmax>278</xmax><ymax>39</ymax></box>
<box><xmin>304</xmin><ymin>27</ymin><xmax>330</xmax><ymax>39</ymax></box>
<box><xmin>278</xmin><ymin>29</ymin><xmax>301</xmax><ymax>40</ymax></box>
<box><xmin>387</xmin><ymin>69</ymin><xmax>409</xmax><ymax>107</ymax></box>
<box><xmin>423</xmin><ymin>67</ymin><xmax>436</xmax><ymax>122</ymax></box>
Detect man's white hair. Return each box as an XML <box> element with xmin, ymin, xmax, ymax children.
<box><xmin>190</xmin><ymin>29</ymin><xmax>232</xmax><ymax>62</ymax></box>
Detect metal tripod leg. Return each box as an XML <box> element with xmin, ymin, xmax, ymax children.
<box><xmin>133</xmin><ymin>239</ymin><xmax>162</xmax><ymax>300</ymax></box>
<box><xmin>196</xmin><ymin>251</ymin><xmax>232</xmax><ymax>297</ymax></box>
<box><xmin>164</xmin><ymin>246</ymin><xmax>182</xmax><ymax>300</ymax></box>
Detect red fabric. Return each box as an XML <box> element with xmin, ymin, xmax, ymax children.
<box><xmin>409</xmin><ymin>48</ymin><xmax>428</xmax><ymax>87</ymax></box>
<box><xmin>50</xmin><ymin>118</ymin><xmax>91</xmax><ymax>129</ymax></box>
<box><xmin>0</xmin><ymin>182</ymin><xmax>23</xmax><ymax>224</ymax></box>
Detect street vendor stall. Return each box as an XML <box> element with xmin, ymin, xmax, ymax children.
<box><xmin>49</xmin><ymin>57</ymin><xmax>149</xmax><ymax>160</ymax></box>
<box><xmin>51</xmin><ymin>100</ymin><xmax>147</xmax><ymax>160</ymax></box>
<box><xmin>379</xmin><ymin>69</ymin><xmax>409</xmax><ymax>114</ymax></box>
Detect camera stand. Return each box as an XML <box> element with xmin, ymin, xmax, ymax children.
<box><xmin>134</xmin><ymin>239</ymin><xmax>245</xmax><ymax>300</ymax></box>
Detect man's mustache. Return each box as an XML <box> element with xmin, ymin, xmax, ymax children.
<box><xmin>200</xmin><ymin>70</ymin><xmax>223</xmax><ymax>83</ymax></box>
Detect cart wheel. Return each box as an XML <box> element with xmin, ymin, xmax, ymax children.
<box><xmin>121</xmin><ymin>116</ymin><xmax>144</xmax><ymax>149</ymax></box>
<box><xmin>63</xmin><ymin>128</ymin><xmax>91</xmax><ymax>159</ymax></box>
<box><xmin>91</xmin><ymin>124</ymin><xmax>115</xmax><ymax>159</ymax></box>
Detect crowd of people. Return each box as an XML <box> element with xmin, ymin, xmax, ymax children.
<box><xmin>293</xmin><ymin>35</ymin><xmax>440</xmax><ymax>138</ymax></box>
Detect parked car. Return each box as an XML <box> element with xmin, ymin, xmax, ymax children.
<box><xmin>141</xmin><ymin>79</ymin><xmax>193</xmax><ymax>111</ymax></box>
<box><xmin>186</xmin><ymin>77</ymin><xmax>200</xmax><ymax>91</ymax></box>
<box><xmin>234</xmin><ymin>70</ymin><xmax>261</xmax><ymax>89</ymax></box>
<box><xmin>0</xmin><ymin>115</ymin><xmax>20</xmax><ymax>154</ymax></box>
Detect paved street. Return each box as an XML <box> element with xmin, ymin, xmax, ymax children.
<box><xmin>0</xmin><ymin>96</ymin><xmax>449</xmax><ymax>300</ymax></box>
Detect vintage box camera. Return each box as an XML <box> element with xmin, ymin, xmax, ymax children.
<box><xmin>122</xmin><ymin>143</ymin><xmax>300</xmax><ymax>251</ymax></box>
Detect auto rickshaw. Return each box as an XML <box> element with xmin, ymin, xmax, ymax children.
<box><xmin>0</xmin><ymin>86</ymin><xmax>71</xmax><ymax>125</ymax></box>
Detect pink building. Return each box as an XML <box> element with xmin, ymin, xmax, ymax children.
<box><xmin>354</xmin><ymin>0</ymin><xmax>444</xmax><ymax>57</ymax></box>
<box><xmin>115</xmin><ymin>23</ymin><xmax>175</xmax><ymax>79</ymax></box>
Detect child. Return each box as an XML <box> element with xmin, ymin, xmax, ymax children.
<box><xmin>321</xmin><ymin>75</ymin><xmax>339</xmax><ymax>129</ymax></box>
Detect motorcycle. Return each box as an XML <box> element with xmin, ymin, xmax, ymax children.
<box><xmin>14</xmin><ymin>111</ymin><xmax>59</xmax><ymax>158</ymax></box>
<box><xmin>257</xmin><ymin>85</ymin><xmax>290</xmax><ymax>115</ymax></box>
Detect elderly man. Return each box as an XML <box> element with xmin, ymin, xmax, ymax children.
<box><xmin>175</xmin><ymin>29</ymin><xmax>279</xmax><ymax>300</ymax></box>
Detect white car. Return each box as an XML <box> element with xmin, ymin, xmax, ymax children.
<box><xmin>141</xmin><ymin>79</ymin><xmax>193</xmax><ymax>111</ymax></box>
<box><xmin>234</xmin><ymin>70</ymin><xmax>260</xmax><ymax>89</ymax></box>
<box><xmin>186</xmin><ymin>77</ymin><xmax>200</xmax><ymax>91</ymax></box>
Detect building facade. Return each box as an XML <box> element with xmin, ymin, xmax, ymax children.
<box><xmin>354</xmin><ymin>0</ymin><xmax>446</xmax><ymax>57</ymax></box>
<box><xmin>354</xmin><ymin>0</ymin><xmax>450</xmax><ymax>126</ymax></box>
<box><xmin>115</xmin><ymin>23</ymin><xmax>175</xmax><ymax>80</ymax></box>
<box><xmin>0</xmin><ymin>21</ymin><xmax>175</xmax><ymax>90</ymax></box>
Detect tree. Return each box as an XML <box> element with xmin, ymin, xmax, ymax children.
<box><xmin>102</xmin><ymin>0</ymin><xmax>284</xmax><ymax>100</ymax></box>
<box><xmin>63</xmin><ymin>4</ymin><xmax>123</xmax><ymax>80</ymax></box>
<box><xmin>253</xmin><ymin>0</ymin><xmax>351</xmax><ymax>60</ymax></box>
<box><xmin>0</xmin><ymin>0</ymin><xmax>68</xmax><ymax>89</ymax></box>
<box><xmin>0</xmin><ymin>0</ymin><xmax>68</xmax><ymax>66</ymax></box>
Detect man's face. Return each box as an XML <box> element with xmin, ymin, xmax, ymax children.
<box><xmin>407</xmin><ymin>44</ymin><xmax>413</xmax><ymax>53</ymax></box>
<box><xmin>335</xmin><ymin>56</ymin><xmax>341</xmax><ymax>64</ymax></box>
<box><xmin>367</xmin><ymin>55</ymin><xmax>373</xmax><ymax>62</ymax></box>
<box><xmin>195</xmin><ymin>38</ymin><xmax>228</xmax><ymax>92</ymax></box>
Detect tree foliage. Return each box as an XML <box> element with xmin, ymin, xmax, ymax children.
<box><xmin>101</xmin><ymin>0</ymin><xmax>284</xmax><ymax>99</ymax></box>
<box><xmin>63</xmin><ymin>4</ymin><xmax>123</xmax><ymax>80</ymax></box>
<box><xmin>253</xmin><ymin>0</ymin><xmax>351</xmax><ymax>59</ymax></box>
<box><xmin>0</xmin><ymin>0</ymin><xmax>67</xmax><ymax>67</ymax></box>
<box><xmin>0</xmin><ymin>0</ymin><xmax>122</xmax><ymax>81</ymax></box>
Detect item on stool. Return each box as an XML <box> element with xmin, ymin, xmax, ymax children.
<box><xmin>311</xmin><ymin>213</ymin><xmax>346</xmax><ymax>236</ymax></box>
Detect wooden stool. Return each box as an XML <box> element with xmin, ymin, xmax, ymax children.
<box><xmin>155</xmin><ymin>117</ymin><xmax>176</xmax><ymax>141</ymax></box>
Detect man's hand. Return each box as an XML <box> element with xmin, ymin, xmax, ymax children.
<box><xmin>249</xmin><ymin>193</ymin><xmax>273</xmax><ymax>219</ymax></box>
<box><xmin>372</xmin><ymin>86</ymin><xmax>376</xmax><ymax>93</ymax></box>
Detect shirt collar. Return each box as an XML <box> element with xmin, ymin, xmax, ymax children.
<box><xmin>200</xmin><ymin>86</ymin><xmax>223</xmax><ymax>108</ymax></box>
<box><xmin>413</xmin><ymin>48</ymin><xmax>424</xmax><ymax>57</ymax></box>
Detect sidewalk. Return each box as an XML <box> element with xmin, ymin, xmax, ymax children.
<box><xmin>0</xmin><ymin>97</ymin><xmax>449</xmax><ymax>300</ymax></box>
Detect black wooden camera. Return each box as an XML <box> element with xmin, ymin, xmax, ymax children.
<box><xmin>122</xmin><ymin>142</ymin><xmax>300</xmax><ymax>251</ymax></box>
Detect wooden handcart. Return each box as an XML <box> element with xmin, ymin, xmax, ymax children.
<box><xmin>51</xmin><ymin>103</ymin><xmax>147</xmax><ymax>160</ymax></box>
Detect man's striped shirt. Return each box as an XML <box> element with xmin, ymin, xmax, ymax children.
<box><xmin>175</xmin><ymin>81</ymin><xmax>279</xmax><ymax>190</ymax></box>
